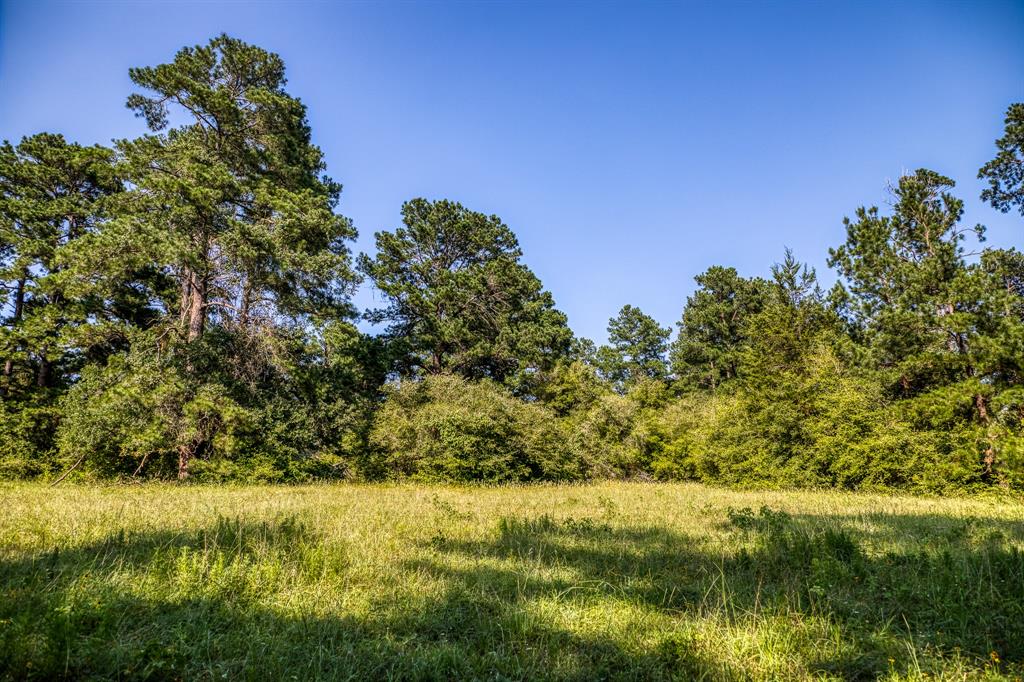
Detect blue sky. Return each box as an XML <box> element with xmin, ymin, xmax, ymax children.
<box><xmin>1</xmin><ymin>0</ymin><xmax>1022</xmax><ymax>343</ymax></box>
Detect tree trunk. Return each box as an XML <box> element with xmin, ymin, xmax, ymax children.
<box><xmin>186</xmin><ymin>279</ymin><xmax>206</xmax><ymax>342</ymax></box>
<box><xmin>239</xmin><ymin>276</ymin><xmax>252</xmax><ymax>329</ymax></box>
<box><xmin>178</xmin><ymin>444</ymin><xmax>192</xmax><ymax>480</ymax></box>
<box><xmin>10</xmin><ymin>273</ymin><xmax>25</xmax><ymax>323</ymax></box>
<box><xmin>0</xmin><ymin>359</ymin><xmax>12</xmax><ymax>397</ymax></box>
<box><xmin>975</xmin><ymin>393</ymin><xmax>997</xmax><ymax>477</ymax></box>
<box><xmin>179</xmin><ymin>267</ymin><xmax>207</xmax><ymax>344</ymax></box>
<box><xmin>975</xmin><ymin>393</ymin><xmax>990</xmax><ymax>424</ymax></box>
<box><xmin>981</xmin><ymin>443</ymin><xmax>996</xmax><ymax>476</ymax></box>
<box><xmin>36</xmin><ymin>355</ymin><xmax>50</xmax><ymax>388</ymax></box>
<box><xmin>180</xmin><ymin>236</ymin><xmax>210</xmax><ymax>343</ymax></box>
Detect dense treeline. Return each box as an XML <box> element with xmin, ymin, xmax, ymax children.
<box><xmin>2</xmin><ymin>36</ymin><xmax>1023</xmax><ymax>490</ymax></box>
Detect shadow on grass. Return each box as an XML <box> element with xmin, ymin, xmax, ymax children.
<box><xmin>1</xmin><ymin>516</ymin><xmax>694</xmax><ymax>681</ymax></box>
<box><xmin>2</xmin><ymin>509</ymin><xmax>1023</xmax><ymax>680</ymax></box>
<box><xmin>417</xmin><ymin>510</ymin><xmax>1024</xmax><ymax>679</ymax></box>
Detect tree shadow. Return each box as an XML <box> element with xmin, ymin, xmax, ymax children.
<box><xmin>0</xmin><ymin>515</ymin><xmax>707</xmax><ymax>680</ymax></box>
<box><xmin>417</xmin><ymin>510</ymin><xmax>1024</xmax><ymax>679</ymax></box>
<box><xmin>3</xmin><ymin>509</ymin><xmax>1023</xmax><ymax>680</ymax></box>
<box><xmin>823</xmin><ymin>508</ymin><xmax>1024</xmax><ymax>547</ymax></box>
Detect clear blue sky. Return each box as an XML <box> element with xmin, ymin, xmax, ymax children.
<box><xmin>1</xmin><ymin>1</ymin><xmax>1022</xmax><ymax>343</ymax></box>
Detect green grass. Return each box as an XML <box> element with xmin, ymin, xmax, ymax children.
<box><xmin>2</xmin><ymin>483</ymin><xmax>1023</xmax><ymax>680</ymax></box>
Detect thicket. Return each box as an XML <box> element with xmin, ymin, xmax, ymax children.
<box><xmin>3</xmin><ymin>36</ymin><xmax>1023</xmax><ymax>491</ymax></box>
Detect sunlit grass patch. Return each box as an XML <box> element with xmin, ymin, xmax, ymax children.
<box><xmin>2</xmin><ymin>482</ymin><xmax>1023</xmax><ymax>680</ymax></box>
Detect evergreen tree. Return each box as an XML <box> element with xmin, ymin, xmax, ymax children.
<box><xmin>669</xmin><ymin>266</ymin><xmax>771</xmax><ymax>391</ymax></box>
<box><xmin>359</xmin><ymin>198</ymin><xmax>572</xmax><ymax>391</ymax></box>
<box><xmin>743</xmin><ymin>250</ymin><xmax>835</xmax><ymax>384</ymax></box>
<box><xmin>829</xmin><ymin>169</ymin><xmax>1024</xmax><ymax>483</ymax></box>
<box><xmin>979</xmin><ymin>103</ymin><xmax>1024</xmax><ymax>218</ymax></box>
<box><xmin>569</xmin><ymin>336</ymin><xmax>598</xmax><ymax>364</ymax></box>
<box><xmin>594</xmin><ymin>304</ymin><xmax>670</xmax><ymax>390</ymax></box>
<box><xmin>828</xmin><ymin>169</ymin><xmax>984</xmax><ymax>397</ymax></box>
<box><xmin>0</xmin><ymin>134</ymin><xmax>127</xmax><ymax>475</ymax></box>
<box><xmin>108</xmin><ymin>33</ymin><xmax>358</xmax><ymax>342</ymax></box>
<box><xmin>0</xmin><ymin>134</ymin><xmax>122</xmax><ymax>397</ymax></box>
<box><xmin>57</xmin><ymin>35</ymin><xmax>362</xmax><ymax>479</ymax></box>
<box><xmin>727</xmin><ymin>254</ymin><xmax>850</xmax><ymax>485</ymax></box>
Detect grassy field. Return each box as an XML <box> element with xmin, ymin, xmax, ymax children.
<box><xmin>1</xmin><ymin>483</ymin><xmax>1023</xmax><ymax>681</ymax></box>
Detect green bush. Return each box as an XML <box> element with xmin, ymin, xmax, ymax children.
<box><xmin>569</xmin><ymin>392</ymin><xmax>644</xmax><ymax>478</ymax></box>
<box><xmin>646</xmin><ymin>345</ymin><xmax>961</xmax><ymax>491</ymax></box>
<box><xmin>366</xmin><ymin>373</ymin><xmax>581</xmax><ymax>482</ymax></box>
<box><xmin>647</xmin><ymin>392</ymin><xmax>733</xmax><ymax>482</ymax></box>
<box><xmin>56</xmin><ymin>348</ymin><xmax>250</xmax><ymax>479</ymax></box>
<box><xmin>54</xmin><ymin>326</ymin><xmax>378</xmax><ymax>482</ymax></box>
<box><xmin>0</xmin><ymin>401</ymin><xmax>59</xmax><ymax>479</ymax></box>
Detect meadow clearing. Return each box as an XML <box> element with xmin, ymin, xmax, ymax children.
<box><xmin>2</xmin><ymin>482</ymin><xmax>1023</xmax><ymax>681</ymax></box>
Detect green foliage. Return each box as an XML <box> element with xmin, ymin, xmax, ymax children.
<box><xmin>56</xmin><ymin>322</ymin><xmax>383</xmax><ymax>482</ymax></box>
<box><xmin>1</xmin><ymin>37</ymin><xmax>1022</xmax><ymax>493</ymax></box>
<box><xmin>360</xmin><ymin>198</ymin><xmax>572</xmax><ymax>393</ymax></box>
<box><xmin>367</xmin><ymin>373</ymin><xmax>581</xmax><ymax>482</ymax></box>
<box><xmin>594</xmin><ymin>304</ymin><xmax>671</xmax><ymax>390</ymax></box>
<box><xmin>112</xmin><ymin>33</ymin><xmax>358</xmax><ymax>332</ymax></box>
<box><xmin>827</xmin><ymin>170</ymin><xmax>984</xmax><ymax>395</ymax></box>
<box><xmin>56</xmin><ymin>332</ymin><xmax>248</xmax><ymax>479</ymax></box>
<box><xmin>0</xmin><ymin>400</ymin><xmax>59</xmax><ymax>479</ymax></box>
<box><xmin>532</xmin><ymin>359</ymin><xmax>606</xmax><ymax>417</ymax></box>
<box><xmin>0</xmin><ymin>133</ymin><xmax>126</xmax><ymax>470</ymax></box>
<box><xmin>647</xmin><ymin>244</ymin><xmax>980</xmax><ymax>491</ymax></box>
<box><xmin>979</xmin><ymin>102</ymin><xmax>1024</xmax><ymax>217</ymax></box>
<box><xmin>649</xmin><ymin>359</ymin><xmax>960</xmax><ymax>491</ymax></box>
<box><xmin>53</xmin><ymin>35</ymin><xmax>365</xmax><ymax>480</ymax></box>
<box><xmin>555</xmin><ymin>376</ymin><xmax>671</xmax><ymax>479</ymax></box>
<box><xmin>570</xmin><ymin>391</ymin><xmax>646</xmax><ymax>478</ymax></box>
<box><xmin>830</xmin><ymin>170</ymin><xmax>1024</xmax><ymax>484</ymax></box>
<box><xmin>670</xmin><ymin>266</ymin><xmax>771</xmax><ymax>391</ymax></box>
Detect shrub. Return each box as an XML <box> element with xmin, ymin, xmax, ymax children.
<box><xmin>0</xmin><ymin>401</ymin><xmax>59</xmax><ymax>479</ymax></box>
<box><xmin>564</xmin><ymin>377</ymin><xmax>676</xmax><ymax>479</ymax></box>
<box><xmin>366</xmin><ymin>373</ymin><xmax>581</xmax><ymax>482</ymax></box>
<box><xmin>648</xmin><ymin>345</ymin><xmax>959</xmax><ymax>491</ymax></box>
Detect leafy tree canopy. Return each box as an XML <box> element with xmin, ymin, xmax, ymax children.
<box><xmin>103</xmin><ymin>33</ymin><xmax>358</xmax><ymax>345</ymax></box>
<box><xmin>828</xmin><ymin>169</ymin><xmax>984</xmax><ymax>396</ymax></box>
<box><xmin>594</xmin><ymin>304</ymin><xmax>671</xmax><ymax>390</ymax></box>
<box><xmin>54</xmin><ymin>35</ymin><xmax>365</xmax><ymax>480</ymax></box>
<box><xmin>0</xmin><ymin>133</ymin><xmax>124</xmax><ymax>398</ymax></box>
<box><xmin>670</xmin><ymin>266</ymin><xmax>771</xmax><ymax>391</ymax></box>
<box><xmin>979</xmin><ymin>102</ymin><xmax>1024</xmax><ymax>217</ymax></box>
<box><xmin>359</xmin><ymin>198</ymin><xmax>572</xmax><ymax>391</ymax></box>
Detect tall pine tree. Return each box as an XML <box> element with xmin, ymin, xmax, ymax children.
<box><xmin>360</xmin><ymin>198</ymin><xmax>572</xmax><ymax>391</ymax></box>
<box><xmin>58</xmin><ymin>35</ymin><xmax>362</xmax><ymax>479</ymax></box>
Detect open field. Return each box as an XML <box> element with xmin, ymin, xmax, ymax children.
<box><xmin>2</xmin><ymin>483</ymin><xmax>1023</xmax><ymax>681</ymax></box>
